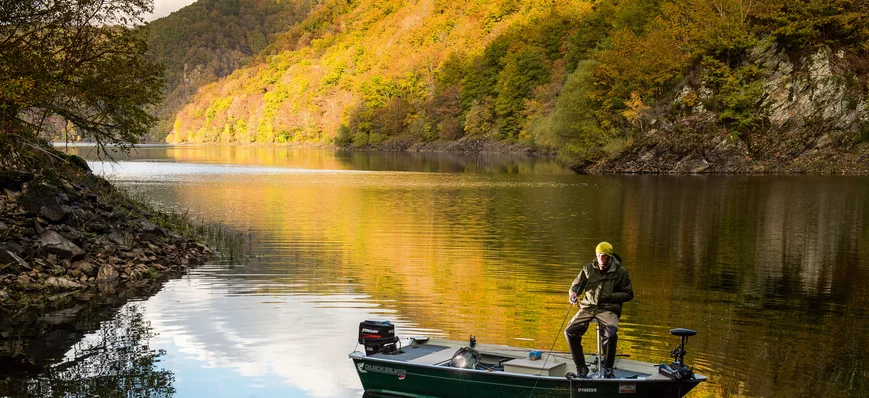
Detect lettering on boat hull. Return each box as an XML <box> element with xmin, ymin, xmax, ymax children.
<box><xmin>358</xmin><ymin>363</ymin><xmax>408</xmax><ymax>379</ymax></box>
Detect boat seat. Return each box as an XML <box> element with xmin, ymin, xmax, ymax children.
<box><xmin>408</xmin><ymin>347</ymin><xmax>458</xmax><ymax>365</ymax></box>
<box><xmin>669</xmin><ymin>328</ymin><xmax>697</xmax><ymax>337</ymax></box>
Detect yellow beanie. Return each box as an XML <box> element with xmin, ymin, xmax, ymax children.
<box><xmin>595</xmin><ymin>242</ymin><xmax>614</xmax><ymax>256</ymax></box>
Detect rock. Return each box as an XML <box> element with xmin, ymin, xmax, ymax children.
<box><xmin>139</xmin><ymin>232</ymin><xmax>164</xmax><ymax>244</ymax></box>
<box><xmin>0</xmin><ymin>172</ymin><xmax>34</xmax><ymax>196</ymax></box>
<box><xmin>37</xmin><ymin>230</ymin><xmax>84</xmax><ymax>259</ymax></box>
<box><xmin>67</xmin><ymin>154</ymin><xmax>91</xmax><ymax>172</ymax></box>
<box><xmin>73</xmin><ymin>261</ymin><xmax>96</xmax><ymax>276</ymax></box>
<box><xmin>0</xmin><ymin>171</ymin><xmax>34</xmax><ymax>184</ymax></box>
<box><xmin>138</xmin><ymin>219</ymin><xmax>166</xmax><ymax>236</ymax></box>
<box><xmin>84</xmin><ymin>219</ymin><xmax>109</xmax><ymax>234</ymax></box>
<box><xmin>16</xmin><ymin>274</ymin><xmax>32</xmax><ymax>288</ymax></box>
<box><xmin>44</xmin><ymin>276</ymin><xmax>82</xmax><ymax>291</ymax></box>
<box><xmin>16</xmin><ymin>182</ymin><xmax>70</xmax><ymax>222</ymax></box>
<box><xmin>61</xmin><ymin>228</ymin><xmax>85</xmax><ymax>245</ymax></box>
<box><xmin>107</xmin><ymin>231</ymin><xmax>126</xmax><ymax>246</ymax></box>
<box><xmin>96</xmin><ymin>264</ymin><xmax>118</xmax><ymax>283</ymax></box>
<box><xmin>0</xmin><ymin>221</ymin><xmax>7</xmax><ymax>232</ymax></box>
<box><xmin>0</xmin><ymin>249</ymin><xmax>29</xmax><ymax>270</ymax></box>
<box><xmin>0</xmin><ymin>241</ymin><xmax>30</xmax><ymax>258</ymax></box>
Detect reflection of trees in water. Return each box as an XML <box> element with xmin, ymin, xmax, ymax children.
<box><xmin>2</xmin><ymin>305</ymin><xmax>174</xmax><ymax>397</ymax></box>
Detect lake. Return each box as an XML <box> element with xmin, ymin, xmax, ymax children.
<box><xmin>9</xmin><ymin>145</ymin><xmax>868</xmax><ymax>397</ymax></box>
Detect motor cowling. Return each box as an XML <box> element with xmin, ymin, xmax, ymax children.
<box><xmin>358</xmin><ymin>320</ymin><xmax>399</xmax><ymax>355</ymax></box>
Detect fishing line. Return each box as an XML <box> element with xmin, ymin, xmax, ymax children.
<box><xmin>529</xmin><ymin>301</ymin><xmax>574</xmax><ymax>398</ymax></box>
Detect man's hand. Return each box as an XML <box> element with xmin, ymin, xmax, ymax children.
<box><xmin>569</xmin><ymin>292</ymin><xmax>577</xmax><ymax>304</ymax></box>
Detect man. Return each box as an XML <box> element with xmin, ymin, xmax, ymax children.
<box><xmin>565</xmin><ymin>242</ymin><xmax>634</xmax><ymax>378</ymax></box>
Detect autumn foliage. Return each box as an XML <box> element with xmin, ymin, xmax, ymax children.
<box><xmin>161</xmin><ymin>0</ymin><xmax>869</xmax><ymax>164</ymax></box>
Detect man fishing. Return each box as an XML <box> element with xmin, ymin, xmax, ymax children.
<box><xmin>565</xmin><ymin>242</ymin><xmax>634</xmax><ymax>378</ymax></box>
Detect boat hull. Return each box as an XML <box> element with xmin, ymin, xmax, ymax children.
<box><xmin>352</xmin><ymin>356</ymin><xmax>704</xmax><ymax>398</ymax></box>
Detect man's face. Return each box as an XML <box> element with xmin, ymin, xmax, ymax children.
<box><xmin>596</xmin><ymin>253</ymin><xmax>610</xmax><ymax>269</ymax></box>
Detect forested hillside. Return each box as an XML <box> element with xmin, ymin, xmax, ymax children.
<box><xmin>164</xmin><ymin>0</ymin><xmax>869</xmax><ymax>173</ymax></box>
<box><xmin>146</xmin><ymin>0</ymin><xmax>316</xmax><ymax>140</ymax></box>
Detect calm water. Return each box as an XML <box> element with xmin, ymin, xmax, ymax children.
<box><xmin>12</xmin><ymin>145</ymin><xmax>869</xmax><ymax>397</ymax></box>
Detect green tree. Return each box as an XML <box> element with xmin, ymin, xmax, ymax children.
<box><xmin>533</xmin><ymin>60</ymin><xmax>607</xmax><ymax>164</ymax></box>
<box><xmin>0</xmin><ymin>0</ymin><xmax>164</xmax><ymax>168</ymax></box>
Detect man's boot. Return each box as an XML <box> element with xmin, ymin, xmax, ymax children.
<box><xmin>564</xmin><ymin>320</ymin><xmax>590</xmax><ymax>379</ymax></box>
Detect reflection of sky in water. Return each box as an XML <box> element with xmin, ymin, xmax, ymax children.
<box><xmin>88</xmin><ymin>161</ymin><xmax>371</xmax><ymax>180</ymax></box>
<box><xmin>138</xmin><ymin>266</ymin><xmax>427</xmax><ymax>397</ymax></box>
<box><xmin>88</xmin><ymin>160</ymin><xmax>590</xmax><ymax>189</ymax></box>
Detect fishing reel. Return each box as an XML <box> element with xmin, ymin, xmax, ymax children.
<box><xmin>658</xmin><ymin>328</ymin><xmax>697</xmax><ymax>381</ymax></box>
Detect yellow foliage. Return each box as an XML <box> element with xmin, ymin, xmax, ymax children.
<box><xmin>169</xmin><ymin>0</ymin><xmax>585</xmax><ymax>145</ymax></box>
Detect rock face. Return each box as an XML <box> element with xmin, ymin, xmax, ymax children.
<box><xmin>38</xmin><ymin>230</ymin><xmax>84</xmax><ymax>259</ymax></box>
<box><xmin>592</xmin><ymin>42</ymin><xmax>869</xmax><ymax>174</ymax></box>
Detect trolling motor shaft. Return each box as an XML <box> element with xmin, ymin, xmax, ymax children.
<box><xmin>669</xmin><ymin>328</ymin><xmax>696</xmax><ymax>366</ymax></box>
<box><xmin>658</xmin><ymin>328</ymin><xmax>697</xmax><ymax>381</ymax></box>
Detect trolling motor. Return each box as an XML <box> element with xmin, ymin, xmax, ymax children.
<box><xmin>658</xmin><ymin>328</ymin><xmax>697</xmax><ymax>381</ymax></box>
<box><xmin>358</xmin><ymin>320</ymin><xmax>400</xmax><ymax>355</ymax></box>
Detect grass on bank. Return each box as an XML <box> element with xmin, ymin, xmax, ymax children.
<box><xmin>110</xmin><ymin>187</ymin><xmax>255</xmax><ymax>265</ymax></box>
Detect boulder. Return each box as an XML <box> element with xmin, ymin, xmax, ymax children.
<box><xmin>96</xmin><ymin>264</ymin><xmax>118</xmax><ymax>283</ymax></box>
<box><xmin>37</xmin><ymin>230</ymin><xmax>84</xmax><ymax>259</ymax></box>
<box><xmin>44</xmin><ymin>276</ymin><xmax>82</xmax><ymax>291</ymax></box>
<box><xmin>16</xmin><ymin>183</ymin><xmax>70</xmax><ymax>222</ymax></box>
<box><xmin>0</xmin><ymin>221</ymin><xmax>7</xmax><ymax>232</ymax></box>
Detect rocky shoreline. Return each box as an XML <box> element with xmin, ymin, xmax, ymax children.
<box><xmin>0</xmin><ymin>164</ymin><xmax>211</xmax><ymax>312</ymax></box>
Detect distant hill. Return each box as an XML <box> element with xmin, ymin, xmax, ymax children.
<box><xmin>145</xmin><ymin>0</ymin><xmax>316</xmax><ymax>141</ymax></box>
<box><xmin>161</xmin><ymin>0</ymin><xmax>869</xmax><ymax>173</ymax></box>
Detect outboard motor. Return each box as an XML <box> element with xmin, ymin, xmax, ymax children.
<box><xmin>358</xmin><ymin>320</ymin><xmax>399</xmax><ymax>355</ymax></box>
<box><xmin>659</xmin><ymin>328</ymin><xmax>697</xmax><ymax>380</ymax></box>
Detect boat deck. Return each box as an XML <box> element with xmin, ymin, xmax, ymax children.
<box><xmin>366</xmin><ymin>338</ymin><xmax>659</xmax><ymax>379</ymax></box>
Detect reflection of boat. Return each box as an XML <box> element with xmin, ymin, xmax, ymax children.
<box><xmin>350</xmin><ymin>321</ymin><xmax>706</xmax><ymax>398</ymax></box>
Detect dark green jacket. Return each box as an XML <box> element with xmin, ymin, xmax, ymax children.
<box><xmin>570</xmin><ymin>254</ymin><xmax>634</xmax><ymax>317</ymax></box>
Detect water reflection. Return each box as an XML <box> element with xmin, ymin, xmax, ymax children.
<box><xmin>63</xmin><ymin>144</ymin><xmax>571</xmax><ymax>175</ymax></box>
<box><xmin>47</xmin><ymin>145</ymin><xmax>869</xmax><ymax>398</ymax></box>
<box><xmin>1</xmin><ymin>305</ymin><xmax>174</xmax><ymax>397</ymax></box>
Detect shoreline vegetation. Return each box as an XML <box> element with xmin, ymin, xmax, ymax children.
<box><xmin>154</xmin><ymin>1</ymin><xmax>869</xmax><ymax>175</ymax></box>
<box><xmin>129</xmin><ymin>138</ymin><xmax>869</xmax><ymax>175</ymax></box>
